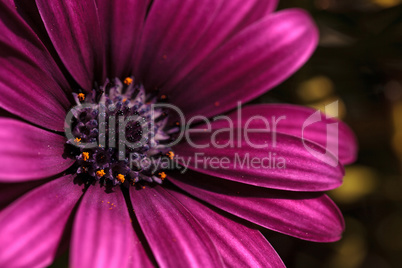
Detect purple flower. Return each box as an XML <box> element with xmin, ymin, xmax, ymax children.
<box><xmin>0</xmin><ymin>0</ymin><xmax>357</xmax><ymax>267</ymax></box>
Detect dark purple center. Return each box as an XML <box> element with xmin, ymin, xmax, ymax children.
<box><xmin>65</xmin><ymin>77</ymin><xmax>176</xmax><ymax>187</ymax></box>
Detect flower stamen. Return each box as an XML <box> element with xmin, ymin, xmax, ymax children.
<box><xmin>96</xmin><ymin>170</ymin><xmax>106</xmax><ymax>178</ymax></box>
<box><xmin>116</xmin><ymin>174</ymin><xmax>125</xmax><ymax>183</ymax></box>
<box><xmin>159</xmin><ymin>172</ymin><xmax>167</xmax><ymax>180</ymax></box>
<box><xmin>166</xmin><ymin>151</ymin><xmax>175</xmax><ymax>160</ymax></box>
<box><xmin>82</xmin><ymin>152</ymin><xmax>90</xmax><ymax>161</ymax></box>
<box><xmin>77</xmin><ymin>93</ymin><xmax>85</xmax><ymax>101</ymax></box>
<box><xmin>124</xmin><ymin>77</ymin><xmax>133</xmax><ymax>85</ymax></box>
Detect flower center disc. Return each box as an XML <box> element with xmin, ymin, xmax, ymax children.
<box><xmin>65</xmin><ymin>77</ymin><xmax>176</xmax><ymax>187</ymax></box>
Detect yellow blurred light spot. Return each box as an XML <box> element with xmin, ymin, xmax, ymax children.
<box><xmin>297</xmin><ymin>76</ymin><xmax>334</xmax><ymax>103</ymax></box>
<box><xmin>391</xmin><ymin>100</ymin><xmax>402</xmax><ymax>158</ymax></box>
<box><xmin>309</xmin><ymin>97</ymin><xmax>347</xmax><ymax>119</ymax></box>
<box><xmin>330</xmin><ymin>165</ymin><xmax>377</xmax><ymax>204</ymax></box>
<box><xmin>371</xmin><ymin>0</ymin><xmax>402</xmax><ymax>8</ymax></box>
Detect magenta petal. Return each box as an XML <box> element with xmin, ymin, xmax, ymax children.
<box><xmin>71</xmin><ymin>186</ymin><xmax>153</xmax><ymax>268</ymax></box>
<box><xmin>0</xmin><ymin>179</ymin><xmax>49</xmax><ymax>210</ymax></box>
<box><xmin>96</xmin><ymin>0</ymin><xmax>149</xmax><ymax>78</ymax></box>
<box><xmin>167</xmin><ymin>188</ymin><xmax>285</xmax><ymax>268</ymax></box>
<box><xmin>130</xmin><ymin>186</ymin><xmax>224</xmax><ymax>268</ymax></box>
<box><xmin>136</xmin><ymin>0</ymin><xmax>222</xmax><ymax>90</ymax></box>
<box><xmin>0</xmin><ymin>175</ymin><xmax>84</xmax><ymax>268</ymax></box>
<box><xmin>211</xmin><ymin>104</ymin><xmax>357</xmax><ymax>164</ymax></box>
<box><xmin>168</xmin><ymin>170</ymin><xmax>345</xmax><ymax>242</ymax></box>
<box><xmin>0</xmin><ymin>2</ymin><xmax>72</xmax><ymax>131</ymax></box>
<box><xmin>165</xmin><ymin>9</ymin><xmax>318</xmax><ymax>118</ymax></box>
<box><xmin>175</xmin><ymin>130</ymin><xmax>343</xmax><ymax>192</ymax></box>
<box><xmin>36</xmin><ymin>0</ymin><xmax>105</xmax><ymax>90</ymax></box>
<box><xmin>163</xmin><ymin>0</ymin><xmax>278</xmax><ymax>91</ymax></box>
<box><xmin>0</xmin><ymin>119</ymin><xmax>75</xmax><ymax>182</ymax></box>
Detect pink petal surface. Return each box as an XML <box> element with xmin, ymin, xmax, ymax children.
<box><xmin>141</xmin><ymin>0</ymin><xmax>278</xmax><ymax>92</ymax></box>
<box><xmin>168</xmin><ymin>170</ymin><xmax>345</xmax><ymax>242</ymax></box>
<box><xmin>0</xmin><ymin>175</ymin><xmax>84</xmax><ymax>268</ymax></box>
<box><xmin>136</xmin><ymin>0</ymin><xmax>222</xmax><ymax>90</ymax></box>
<box><xmin>0</xmin><ymin>119</ymin><xmax>74</xmax><ymax>182</ymax></box>
<box><xmin>95</xmin><ymin>0</ymin><xmax>149</xmax><ymax>78</ymax></box>
<box><xmin>130</xmin><ymin>186</ymin><xmax>224</xmax><ymax>268</ymax></box>
<box><xmin>167</xmin><ymin>188</ymin><xmax>285</xmax><ymax>268</ymax></box>
<box><xmin>164</xmin><ymin>9</ymin><xmax>318</xmax><ymax>119</ymax></box>
<box><xmin>174</xmin><ymin>129</ymin><xmax>343</xmax><ymax>192</ymax></box>
<box><xmin>0</xmin><ymin>179</ymin><xmax>49</xmax><ymax>210</ymax></box>
<box><xmin>71</xmin><ymin>185</ymin><xmax>153</xmax><ymax>268</ymax></box>
<box><xmin>210</xmin><ymin>104</ymin><xmax>357</xmax><ymax>164</ymax></box>
<box><xmin>0</xmin><ymin>1</ymin><xmax>72</xmax><ymax>131</ymax></box>
<box><xmin>36</xmin><ymin>0</ymin><xmax>105</xmax><ymax>90</ymax></box>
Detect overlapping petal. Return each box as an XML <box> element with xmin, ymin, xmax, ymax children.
<box><xmin>142</xmin><ymin>0</ymin><xmax>278</xmax><ymax>91</ymax></box>
<box><xmin>168</xmin><ymin>170</ymin><xmax>345</xmax><ymax>242</ymax></box>
<box><xmin>0</xmin><ymin>119</ymin><xmax>75</xmax><ymax>182</ymax></box>
<box><xmin>0</xmin><ymin>1</ymin><xmax>72</xmax><ymax>131</ymax></box>
<box><xmin>164</xmin><ymin>9</ymin><xmax>319</xmax><ymax>119</ymax></box>
<box><xmin>209</xmin><ymin>104</ymin><xmax>357</xmax><ymax>164</ymax></box>
<box><xmin>95</xmin><ymin>0</ymin><xmax>150</xmax><ymax>78</ymax></box>
<box><xmin>36</xmin><ymin>0</ymin><xmax>105</xmax><ymax>90</ymax></box>
<box><xmin>71</xmin><ymin>185</ymin><xmax>153</xmax><ymax>268</ymax></box>
<box><xmin>0</xmin><ymin>179</ymin><xmax>49</xmax><ymax>210</ymax></box>
<box><xmin>167</xmin><ymin>188</ymin><xmax>285</xmax><ymax>267</ymax></box>
<box><xmin>130</xmin><ymin>186</ymin><xmax>224</xmax><ymax>268</ymax></box>
<box><xmin>136</xmin><ymin>0</ymin><xmax>222</xmax><ymax>90</ymax></box>
<box><xmin>0</xmin><ymin>175</ymin><xmax>84</xmax><ymax>268</ymax></box>
<box><xmin>174</xmin><ymin>128</ymin><xmax>343</xmax><ymax>191</ymax></box>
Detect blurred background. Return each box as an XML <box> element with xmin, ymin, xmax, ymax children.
<box><xmin>257</xmin><ymin>0</ymin><xmax>402</xmax><ymax>267</ymax></box>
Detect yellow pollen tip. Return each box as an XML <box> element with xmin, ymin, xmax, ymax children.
<box><xmin>116</xmin><ymin>174</ymin><xmax>125</xmax><ymax>183</ymax></box>
<box><xmin>82</xmin><ymin>152</ymin><xmax>89</xmax><ymax>161</ymax></box>
<box><xmin>124</xmin><ymin>77</ymin><xmax>133</xmax><ymax>85</ymax></box>
<box><xmin>96</xmin><ymin>170</ymin><xmax>106</xmax><ymax>178</ymax></box>
<box><xmin>74</xmin><ymin>138</ymin><xmax>81</xmax><ymax>144</ymax></box>
<box><xmin>77</xmin><ymin>93</ymin><xmax>85</xmax><ymax>101</ymax></box>
<box><xmin>123</xmin><ymin>98</ymin><xmax>127</xmax><ymax>102</ymax></box>
<box><xmin>166</xmin><ymin>151</ymin><xmax>175</xmax><ymax>160</ymax></box>
<box><xmin>159</xmin><ymin>172</ymin><xmax>167</xmax><ymax>180</ymax></box>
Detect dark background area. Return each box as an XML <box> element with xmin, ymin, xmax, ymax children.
<box><xmin>257</xmin><ymin>0</ymin><xmax>402</xmax><ymax>267</ymax></box>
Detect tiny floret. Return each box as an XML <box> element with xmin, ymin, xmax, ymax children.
<box><xmin>124</xmin><ymin>77</ymin><xmax>133</xmax><ymax>85</ymax></box>
<box><xmin>82</xmin><ymin>152</ymin><xmax>90</xmax><ymax>161</ymax></box>
<box><xmin>77</xmin><ymin>93</ymin><xmax>85</xmax><ymax>101</ymax></box>
<box><xmin>166</xmin><ymin>151</ymin><xmax>175</xmax><ymax>160</ymax></box>
<box><xmin>116</xmin><ymin>174</ymin><xmax>125</xmax><ymax>183</ymax></box>
<box><xmin>159</xmin><ymin>172</ymin><xmax>167</xmax><ymax>180</ymax></box>
<box><xmin>96</xmin><ymin>170</ymin><xmax>106</xmax><ymax>178</ymax></box>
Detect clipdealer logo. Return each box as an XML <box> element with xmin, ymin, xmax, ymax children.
<box><xmin>302</xmin><ymin>101</ymin><xmax>339</xmax><ymax>167</ymax></box>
